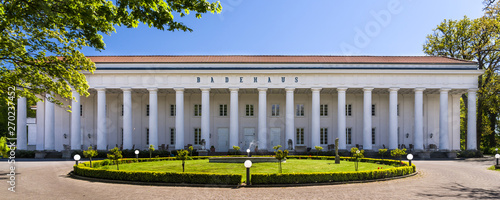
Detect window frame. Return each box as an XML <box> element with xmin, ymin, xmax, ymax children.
<box><xmin>219</xmin><ymin>104</ymin><xmax>228</xmax><ymax>116</ymax></box>
<box><xmin>194</xmin><ymin>104</ymin><xmax>202</xmax><ymax>117</ymax></box>
<box><xmin>296</xmin><ymin>104</ymin><xmax>305</xmax><ymax>117</ymax></box>
<box><xmin>296</xmin><ymin>128</ymin><xmax>305</xmax><ymax>145</ymax></box>
<box><xmin>320</xmin><ymin>104</ymin><xmax>328</xmax><ymax>117</ymax></box>
<box><xmin>320</xmin><ymin>128</ymin><xmax>328</xmax><ymax>145</ymax></box>
<box><xmin>346</xmin><ymin>128</ymin><xmax>352</xmax><ymax>145</ymax></box>
<box><xmin>245</xmin><ymin>104</ymin><xmax>254</xmax><ymax>117</ymax></box>
<box><xmin>271</xmin><ymin>104</ymin><xmax>280</xmax><ymax>117</ymax></box>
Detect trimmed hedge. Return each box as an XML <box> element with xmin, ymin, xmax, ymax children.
<box><xmin>74</xmin><ymin>159</ymin><xmax>241</xmax><ymax>185</ymax></box>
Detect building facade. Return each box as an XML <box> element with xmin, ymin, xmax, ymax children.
<box><xmin>16</xmin><ymin>56</ymin><xmax>482</xmax><ymax>154</ymax></box>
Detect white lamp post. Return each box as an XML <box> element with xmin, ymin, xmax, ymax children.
<box><xmin>247</xmin><ymin>149</ymin><xmax>251</xmax><ymax>157</ymax></box>
<box><xmin>407</xmin><ymin>154</ymin><xmax>413</xmax><ymax>166</ymax></box>
<box><xmin>73</xmin><ymin>154</ymin><xmax>81</xmax><ymax>166</ymax></box>
<box><xmin>495</xmin><ymin>154</ymin><xmax>500</xmax><ymax>166</ymax></box>
<box><xmin>244</xmin><ymin>160</ymin><xmax>253</xmax><ymax>185</ymax></box>
<box><xmin>135</xmin><ymin>150</ymin><xmax>140</xmax><ymax>159</ymax></box>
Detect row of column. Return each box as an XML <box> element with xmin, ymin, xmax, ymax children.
<box><xmin>16</xmin><ymin>87</ymin><xmax>479</xmax><ymax>151</ymax></box>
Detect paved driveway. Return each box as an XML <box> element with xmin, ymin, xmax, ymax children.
<box><xmin>1</xmin><ymin>157</ymin><xmax>499</xmax><ymax>199</ymax></box>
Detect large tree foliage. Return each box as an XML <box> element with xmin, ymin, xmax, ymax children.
<box><xmin>423</xmin><ymin>2</ymin><xmax>500</xmax><ymax>151</ymax></box>
<box><xmin>0</xmin><ymin>0</ymin><xmax>221</xmax><ymax>106</ymax></box>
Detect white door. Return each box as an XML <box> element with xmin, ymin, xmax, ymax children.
<box><xmin>243</xmin><ymin>128</ymin><xmax>255</xmax><ymax>151</ymax></box>
<box><xmin>217</xmin><ymin>128</ymin><xmax>229</xmax><ymax>152</ymax></box>
<box><xmin>270</xmin><ymin>128</ymin><xmax>281</xmax><ymax>149</ymax></box>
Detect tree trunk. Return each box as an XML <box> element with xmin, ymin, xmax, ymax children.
<box><xmin>90</xmin><ymin>157</ymin><xmax>93</xmax><ymax>168</ymax></box>
<box><xmin>489</xmin><ymin>111</ymin><xmax>497</xmax><ymax>148</ymax></box>
<box><xmin>182</xmin><ymin>160</ymin><xmax>185</xmax><ymax>172</ymax></box>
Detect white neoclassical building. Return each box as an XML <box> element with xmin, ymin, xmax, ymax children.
<box><xmin>16</xmin><ymin>55</ymin><xmax>482</xmax><ymax>156</ymax></box>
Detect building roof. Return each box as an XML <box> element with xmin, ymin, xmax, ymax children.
<box><xmin>87</xmin><ymin>55</ymin><xmax>476</xmax><ymax>65</ymax></box>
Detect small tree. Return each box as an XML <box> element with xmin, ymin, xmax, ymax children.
<box><xmin>188</xmin><ymin>145</ymin><xmax>194</xmax><ymax>157</ymax></box>
<box><xmin>350</xmin><ymin>147</ymin><xmax>364</xmax><ymax>171</ymax></box>
<box><xmin>232</xmin><ymin>146</ymin><xmax>241</xmax><ymax>155</ymax></box>
<box><xmin>148</xmin><ymin>144</ymin><xmax>155</xmax><ymax>160</ymax></box>
<box><xmin>0</xmin><ymin>137</ymin><xmax>11</xmax><ymax>158</ymax></box>
<box><xmin>107</xmin><ymin>147</ymin><xmax>123</xmax><ymax>170</ymax></box>
<box><xmin>273</xmin><ymin>145</ymin><xmax>289</xmax><ymax>173</ymax></box>
<box><xmin>176</xmin><ymin>149</ymin><xmax>190</xmax><ymax>172</ymax></box>
<box><xmin>391</xmin><ymin>148</ymin><xmax>407</xmax><ymax>163</ymax></box>
<box><xmin>378</xmin><ymin>149</ymin><xmax>388</xmax><ymax>161</ymax></box>
<box><xmin>83</xmin><ymin>146</ymin><xmax>98</xmax><ymax>168</ymax></box>
<box><xmin>314</xmin><ymin>146</ymin><xmax>323</xmax><ymax>156</ymax></box>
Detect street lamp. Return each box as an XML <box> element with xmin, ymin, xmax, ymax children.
<box><xmin>407</xmin><ymin>154</ymin><xmax>413</xmax><ymax>166</ymax></box>
<box><xmin>495</xmin><ymin>154</ymin><xmax>500</xmax><ymax>166</ymax></box>
<box><xmin>247</xmin><ymin>149</ymin><xmax>251</xmax><ymax>157</ymax></box>
<box><xmin>496</xmin><ymin>148</ymin><xmax>498</xmax><ymax>154</ymax></box>
<box><xmin>135</xmin><ymin>150</ymin><xmax>140</xmax><ymax>159</ymax></box>
<box><xmin>244</xmin><ymin>160</ymin><xmax>252</xmax><ymax>185</ymax></box>
<box><xmin>74</xmin><ymin>154</ymin><xmax>81</xmax><ymax>166</ymax></box>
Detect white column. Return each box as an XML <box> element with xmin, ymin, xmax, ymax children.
<box><xmin>439</xmin><ymin>88</ymin><xmax>451</xmax><ymax>151</ymax></box>
<box><xmin>285</xmin><ymin>87</ymin><xmax>295</xmax><ymax>149</ymax></box>
<box><xmin>70</xmin><ymin>91</ymin><xmax>81</xmax><ymax>150</ymax></box>
<box><xmin>148</xmin><ymin>88</ymin><xmax>158</xmax><ymax>149</ymax></box>
<box><xmin>201</xmin><ymin>87</ymin><xmax>210</xmax><ymax>149</ymax></box>
<box><xmin>311</xmin><ymin>88</ymin><xmax>321</xmax><ymax>148</ymax></box>
<box><xmin>337</xmin><ymin>88</ymin><xmax>347</xmax><ymax>150</ymax></box>
<box><xmin>44</xmin><ymin>94</ymin><xmax>55</xmax><ymax>150</ymax></box>
<box><xmin>175</xmin><ymin>88</ymin><xmax>185</xmax><ymax>150</ymax></box>
<box><xmin>258</xmin><ymin>88</ymin><xmax>268</xmax><ymax>150</ymax></box>
<box><xmin>96</xmin><ymin>88</ymin><xmax>107</xmax><ymax>150</ymax></box>
<box><xmin>414</xmin><ymin>88</ymin><xmax>425</xmax><ymax>151</ymax></box>
<box><xmin>467</xmin><ymin>89</ymin><xmax>477</xmax><ymax>150</ymax></box>
<box><xmin>17</xmin><ymin>97</ymin><xmax>27</xmax><ymax>150</ymax></box>
<box><xmin>122</xmin><ymin>88</ymin><xmax>133</xmax><ymax>150</ymax></box>
<box><xmin>36</xmin><ymin>99</ymin><xmax>45</xmax><ymax>151</ymax></box>
<box><xmin>389</xmin><ymin>88</ymin><xmax>399</xmax><ymax>150</ymax></box>
<box><xmin>229</xmin><ymin>88</ymin><xmax>239</xmax><ymax>148</ymax></box>
<box><xmin>363</xmin><ymin>88</ymin><xmax>373</xmax><ymax>150</ymax></box>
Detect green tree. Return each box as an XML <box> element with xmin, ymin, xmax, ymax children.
<box><xmin>148</xmin><ymin>144</ymin><xmax>155</xmax><ymax>160</ymax></box>
<box><xmin>314</xmin><ymin>146</ymin><xmax>323</xmax><ymax>156</ymax></box>
<box><xmin>273</xmin><ymin>145</ymin><xmax>289</xmax><ymax>173</ymax></box>
<box><xmin>83</xmin><ymin>146</ymin><xmax>98</xmax><ymax>168</ymax></box>
<box><xmin>350</xmin><ymin>147</ymin><xmax>364</xmax><ymax>171</ymax></box>
<box><xmin>176</xmin><ymin>149</ymin><xmax>189</xmax><ymax>172</ymax></box>
<box><xmin>0</xmin><ymin>137</ymin><xmax>11</xmax><ymax>158</ymax></box>
<box><xmin>378</xmin><ymin>149</ymin><xmax>388</xmax><ymax>161</ymax></box>
<box><xmin>0</xmin><ymin>0</ymin><xmax>222</xmax><ymax>107</ymax></box>
<box><xmin>423</xmin><ymin>8</ymin><xmax>500</xmax><ymax>150</ymax></box>
<box><xmin>390</xmin><ymin>148</ymin><xmax>407</xmax><ymax>163</ymax></box>
<box><xmin>232</xmin><ymin>145</ymin><xmax>240</xmax><ymax>155</ymax></box>
<box><xmin>188</xmin><ymin>145</ymin><xmax>194</xmax><ymax>157</ymax></box>
<box><xmin>107</xmin><ymin>147</ymin><xmax>123</xmax><ymax>170</ymax></box>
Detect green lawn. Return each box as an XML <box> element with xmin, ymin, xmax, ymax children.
<box><xmin>98</xmin><ymin>159</ymin><xmax>394</xmax><ymax>182</ymax></box>
<box><xmin>488</xmin><ymin>165</ymin><xmax>500</xmax><ymax>171</ymax></box>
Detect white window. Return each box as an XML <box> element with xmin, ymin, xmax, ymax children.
<box><xmin>320</xmin><ymin>104</ymin><xmax>328</xmax><ymax>116</ymax></box>
<box><xmin>271</xmin><ymin>104</ymin><xmax>280</xmax><ymax>116</ymax></box>
<box><xmin>80</xmin><ymin>105</ymin><xmax>83</xmax><ymax>117</ymax></box>
<box><xmin>296</xmin><ymin>104</ymin><xmax>304</xmax><ymax>116</ymax></box>
<box><xmin>170</xmin><ymin>105</ymin><xmax>176</xmax><ymax>116</ymax></box>
<box><xmin>397</xmin><ymin>104</ymin><xmax>400</xmax><ymax>116</ymax></box>
<box><xmin>346</xmin><ymin>104</ymin><xmax>352</xmax><ymax>116</ymax></box>
<box><xmin>246</xmin><ymin>104</ymin><xmax>254</xmax><ymax>116</ymax></box>
<box><xmin>170</xmin><ymin>128</ymin><xmax>175</xmax><ymax>145</ymax></box>
<box><xmin>372</xmin><ymin>104</ymin><xmax>376</xmax><ymax>116</ymax></box>
<box><xmin>194</xmin><ymin>104</ymin><xmax>202</xmax><ymax>116</ymax></box>
<box><xmin>219</xmin><ymin>104</ymin><xmax>228</xmax><ymax>116</ymax></box>
<box><xmin>296</xmin><ymin>128</ymin><xmax>304</xmax><ymax>145</ymax></box>
<box><xmin>194</xmin><ymin>128</ymin><xmax>201</xmax><ymax>145</ymax></box>
<box><xmin>372</xmin><ymin>128</ymin><xmax>376</xmax><ymax>145</ymax></box>
<box><xmin>346</xmin><ymin>128</ymin><xmax>352</xmax><ymax>144</ymax></box>
<box><xmin>146</xmin><ymin>128</ymin><xmax>149</xmax><ymax>145</ymax></box>
<box><xmin>320</xmin><ymin>128</ymin><xmax>328</xmax><ymax>145</ymax></box>
<box><xmin>146</xmin><ymin>105</ymin><xmax>150</xmax><ymax>116</ymax></box>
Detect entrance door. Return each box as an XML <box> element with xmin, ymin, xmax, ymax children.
<box><xmin>270</xmin><ymin>128</ymin><xmax>281</xmax><ymax>148</ymax></box>
<box><xmin>217</xmin><ymin>128</ymin><xmax>229</xmax><ymax>152</ymax></box>
<box><xmin>243</xmin><ymin>128</ymin><xmax>255</xmax><ymax>151</ymax></box>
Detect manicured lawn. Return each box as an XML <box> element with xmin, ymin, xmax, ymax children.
<box><xmin>488</xmin><ymin>165</ymin><xmax>500</xmax><ymax>171</ymax></box>
<box><xmin>98</xmin><ymin>159</ymin><xmax>394</xmax><ymax>182</ymax></box>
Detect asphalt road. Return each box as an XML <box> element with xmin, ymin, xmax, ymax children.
<box><xmin>1</xmin><ymin>157</ymin><xmax>499</xmax><ymax>199</ymax></box>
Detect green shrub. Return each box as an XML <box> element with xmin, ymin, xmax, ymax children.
<box><xmin>15</xmin><ymin>150</ymin><xmax>35</xmax><ymax>158</ymax></box>
<box><xmin>458</xmin><ymin>150</ymin><xmax>483</xmax><ymax>158</ymax></box>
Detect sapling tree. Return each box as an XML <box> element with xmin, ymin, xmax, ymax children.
<box><xmin>232</xmin><ymin>146</ymin><xmax>241</xmax><ymax>155</ymax></box>
<box><xmin>107</xmin><ymin>147</ymin><xmax>123</xmax><ymax>170</ymax></box>
<box><xmin>149</xmin><ymin>144</ymin><xmax>155</xmax><ymax>160</ymax></box>
<box><xmin>188</xmin><ymin>146</ymin><xmax>194</xmax><ymax>157</ymax></box>
<box><xmin>273</xmin><ymin>145</ymin><xmax>289</xmax><ymax>173</ymax></box>
<box><xmin>83</xmin><ymin>146</ymin><xmax>98</xmax><ymax>168</ymax></box>
<box><xmin>314</xmin><ymin>146</ymin><xmax>323</xmax><ymax>156</ymax></box>
<box><xmin>350</xmin><ymin>147</ymin><xmax>364</xmax><ymax>171</ymax></box>
<box><xmin>176</xmin><ymin>149</ymin><xmax>190</xmax><ymax>172</ymax></box>
<box><xmin>391</xmin><ymin>148</ymin><xmax>407</xmax><ymax>163</ymax></box>
<box><xmin>378</xmin><ymin>149</ymin><xmax>388</xmax><ymax>161</ymax></box>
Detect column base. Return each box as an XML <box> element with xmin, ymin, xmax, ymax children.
<box><xmin>445</xmin><ymin>151</ymin><xmax>458</xmax><ymax>159</ymax></box>
<box><xmin>416</xmin><ymin>151</ymin><xmax>431</xmax><ymax>159</ymax></box>
<box><xmin>35</xmin><ymin>151</ymin><xmax>47</xmax><ymax>159</ymax></box>
<box><xmin>198</xmin><ymin>149</ymin><xmax>209</xmax><ymax>156</ymax></box>
<box><xmin>62</xmin><ymin>150</ymin><xmax>72</xmax><ymax>159</ymax></box>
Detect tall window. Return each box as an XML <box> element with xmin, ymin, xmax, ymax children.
<box><xmin>194</xmin><ymin>128</ymin><xmax>201</xmax><ymax>145</ymax></box>
<box><xmin>296</xmin><ymin>104</ymin><xmax>304</xmax><ymax>116</ymax></box>
<box><xmin>146</xmin><ymin>105</ymin><xmax>150</xmax><ymax>116</ymax></box>
<box><xmin>320</xmin><ymin>128</ymin><xmax>328</xmax><ymax>145</ymax></box>
<box><xmin>397</xmin><ymin>104</ymin><xmax>400</xmax><ymax>116</ymax></box>
<box><xmin>121</xmin><ymin>128</ymin><xmax>124</xmax><ymax>146</ymax></box>
<box><xmin>346</xmin><ymin>128</ymin><xmax>352</xmax><ymax>144</ymax></box>
<box><xmin>271</xmin><ymin>104</ymin><xmax>280</xmax><ymax>116</ymax></box>
<box><xmin>219</xmin><ymin>104</ymin><xmax>228</xmax><ymax>116</ymax></box>
<box><xmin>194</xmin><ymin>104</ymin><xmax>202</xmax><ymax>116</ymax></box>
<box><xmin>320</xmin><ymin>104</ymin><xmax>328</xmax><ymax>116</ymax></box>
<box><xmin>170</xmin><ymin>105</ymin><xmax>176</xmax><ymax>116</ymax></box>
<box><xmin>121</xmin><ymin>104</ymin><xmax>123</xmax><ymax>116</ymax></box>
<box><xmin>146</xmin><ymin>128</ymin><xmax>150</xmax><ymax>145</ymax></box>
<box><xmin>346</xmin><ymin>104</ymin><xmax>352</xmax><ymax>116</ymax></box>
<box><xmin>170</xmin><ymin>128</ymin><xmax>175</xmax><ymax>145</ymax></box>
<box><xmin>80</xmin><ymin>105</ymin><xmax>83</xmax><ymax>117</ymax></box>
<box><xmin>372</xmin><ymin>104</ymin><xmax>376</xmax><ymax>116</ymax></box>
<box><xmin>397</xmin><ymin>127</ymin><xmax>400</xmax><ymax>144</ymax></box>
<box><xmin>372</xmin><ymin>128</ymin><xmax>376</xmax><ymax>145</ymax></box>
<box><xmin>246</xmin><ymin>104</ymin><xmax>254</xmax><ymax>116</ymax></box>
<box><xmin>296</xmin><ymin>128</ymin><xmax>304</xmax><ymax>145</ymax></box>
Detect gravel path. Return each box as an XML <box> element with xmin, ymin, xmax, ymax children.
<box><xmin>1</xmin><ymin>157</ymin><xmax>499</xmax><ymax>199</ymax></box>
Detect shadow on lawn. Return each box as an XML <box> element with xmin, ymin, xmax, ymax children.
<box><xmin>418</xmin><ymin>183</ymin><xmax>500</xmax><ymax>199</ymax></box>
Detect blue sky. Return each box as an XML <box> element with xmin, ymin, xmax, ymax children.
<box><xmin>81</xmin><ymin>0</ymin><xmax>485</xmax><ymax>56</ymax></box>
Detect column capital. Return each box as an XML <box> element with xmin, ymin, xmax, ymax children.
<box><xmin>121</xmin><ymin>87</ymin><xmax>132</xmax><ymax>92</ymax></box>
<box><xmin>337</xmin><ymin>87</ymin><xmax>348</xmax><ymax>92</ymax></box>
<box><xmin>95</xmin><ymin>87</ymin><xmax>106</xmax><ymax>92</ymax></box>
<box><xmin>285</xmin><ymin>87</ymin><xmax>295</xmax><ymax>92</ymax></box>
<box><xmin>257</xmin><ymin>87</ymin><xmax>268</xmax><ymax>92</ymax></box>
<box><xmin>468</xmin><ymin>88</ymin><xmax>478</xmax><ymax>93</ymax></box>
<box><xmin>174</xmin><ymin>87</ymin><xmax>184</xmax><ymax>92</ymax></box>
<box><xmin>363</xmin><ymin>87</ymin><xmax>374</xmax><ymax>92</ymax></box>
<box><xmin>200</xmin><ymin>87</ymin><xmax>211</xmax><ymax>92</ymax></box>
<box><xmin>229</xmin><ymin>87</ymin><xmax>239</xmax><ymax>92</ymax></box>
<box><xmin>440</xmin><ymin>88</ymin><xmax>452</xmax><ymax>93</ymax></box>
<box><xmin>147</xmin><ymin>87</ymin><xmax>158</xmax><ymax>92</ymax></box>
<box><xmin>388</xmin><ymin>87</ymin><xmax>400</xmax><ymax>92</ymax></box>
<box><xmin>311</xmin><ymin>87</ymin><xmax>322</xmax><ymax>92</ymax></box>
<box><xmin>414</xmin><ymin>87</ymin><xmax>426</xmax><ymax>92</ymax></box>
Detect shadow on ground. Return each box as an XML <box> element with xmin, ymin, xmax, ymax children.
<box><xmin>418</xmin><ymin>183</ymin><xmax>500</xmax><ymax>199</ymax></box>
